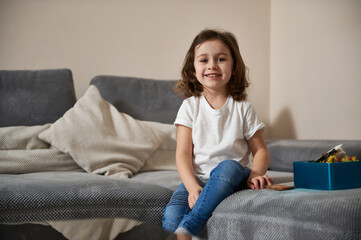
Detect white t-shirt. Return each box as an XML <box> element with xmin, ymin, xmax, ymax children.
<box><xmin>174</xmin><ymin>94</ymin><xmax>265</xmax><ymax>181</ymax></box>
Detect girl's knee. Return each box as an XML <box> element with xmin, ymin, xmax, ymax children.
<box><xmin>210</xmin><ymin>160</ymin><xmax>250</xmax><ymax>182</ymax></box>
<box><xmin>212</xmin><ymin>160</ymin><xmax>241</xmax><ymax>175</ymax></box>
<box><xmin>218</xmin><ymin>159</ymin><xmax>241</xmax><ymax>169</ymax></box>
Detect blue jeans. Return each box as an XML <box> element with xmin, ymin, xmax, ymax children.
<box><xmin>162</xmin><ymin>160</ymin><xmax>250</xmax><ymax>236</ymax></box>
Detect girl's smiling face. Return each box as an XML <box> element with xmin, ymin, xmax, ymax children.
<box><xmin>194</xmin><ymin>39</ymin><xmax>233</xmax><ymax>95</ymax></box>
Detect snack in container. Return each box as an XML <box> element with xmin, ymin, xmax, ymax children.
<box><xmin>313</xmin><ymin>144</ymin><xmax>359</xmax><ymax>163</ymax></box>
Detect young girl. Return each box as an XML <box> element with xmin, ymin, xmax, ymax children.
<box><xmin>162</xmin><ymin>29</ymin><xmax>273</xmax><ymax>239</ymax></box>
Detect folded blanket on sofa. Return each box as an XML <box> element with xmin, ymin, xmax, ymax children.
<box><xmin>0</xmin><ymin>125</ymin><xmax>83</xmax><ymax>174</ymax></box>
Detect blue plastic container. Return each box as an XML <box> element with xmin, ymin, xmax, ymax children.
<box><xmin>293</xmin><ymin>161</ymin><xmax>361</xmax><ymax>190</ymax></box>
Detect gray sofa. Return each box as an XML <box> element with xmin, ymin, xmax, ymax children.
<box><xmin>1</xmin><ymin>69</ymin><xmax>360</xmax><ymax>240</ymax></box>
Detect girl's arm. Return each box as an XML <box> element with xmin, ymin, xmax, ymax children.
<box><xmin>176</xmin><ymin>125</ymin><xmax>203</xmax><ymax>209</ymax></box>
<box><xmin>247</xmin><ymin>130</ymin><xmax>273</xmax><ymax>189</ymax></box>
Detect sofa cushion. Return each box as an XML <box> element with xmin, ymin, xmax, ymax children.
<box><xmin>208</xmin><ymin>187</ymin><xmax>361</xmax><ymax>240</ymax></box>
<box><xmin>133</xmin><ymin>170</ymin><xmax>181</xmax><ymax>191</ymax></box>
<box><xmin>0</xmin><ymin>172</ymin><xmax>172</xmax><ymax>226</ymax></box>
<box><xmin>38</xmin><ymin>85</ymin><xmax>164</xmax><ymax>178</ymax></box>
<box><xmin>0</xmin><ymin>69</ymin><xmax>76</xmax><ymax>127</ymax></box>
<box><xmin>90</xmin><ymin>76</ymin><xmax>183</xmax><ymax>124</ymax></box>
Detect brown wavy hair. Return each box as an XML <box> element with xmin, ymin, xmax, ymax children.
<box><xmin>175</xmin><ymin>29</ymin><xmax>250</xmax><ymax>101</ymax></box>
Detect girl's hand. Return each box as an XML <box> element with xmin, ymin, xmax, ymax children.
<box><xmin>247</xmin><ymin>174</ymin><xmax>273</xmax><ymax>190</ymax></box>
<box><xmin>188</xmin><ymin>185</ymin><xmax>203</xmax><ymax>209</ymax></box>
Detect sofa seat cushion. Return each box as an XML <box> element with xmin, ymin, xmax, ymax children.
<box><xmin>0</xmin><ymin>172</ymin><xmax>172</xmax><ymax>227</ymax></box>
<box><xmin>208</xmin><ymin>187</ymin><xmax>361</xmax><ymax>240</ymax></box>
<box><xmin>133</xmin><ymin>170</ymin><xmax>181</xmax><ymax>191</ymax></box>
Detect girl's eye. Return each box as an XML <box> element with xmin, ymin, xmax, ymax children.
<box><xmin>200</xmin><ymin>59</ymin><xmax>208</xmax><ymax>63</ymax></box>
<box><xmin>218</xmin><ymin>58</ymin><xmax>225</xmax><ymax>62</ymax></box>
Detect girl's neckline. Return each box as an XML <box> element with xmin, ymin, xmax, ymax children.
<box><xmin>201</xmin><ymin>93</ymin><xmax>230</xmax><ymax>114</ymax></box>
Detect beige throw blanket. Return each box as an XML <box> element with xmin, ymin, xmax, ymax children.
<box><xmin>0</xmin><ymin>125</ymin><xmax>83</xmax><ymax>174</ymax></box>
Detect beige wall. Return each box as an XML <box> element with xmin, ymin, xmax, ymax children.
<box><xmin>0</xmin><ymin>0</ymin><xmax>271</xmax><ymax>136</ymax></box>
<box><xmin>1</xmin><ymin>0</ymin><xmax>360</xmax><ymax>140</ymax></box>
<box><xmin>270</xmin><ymin>0</ymin><xmax>361</xmax><ymax>140</ymax></box>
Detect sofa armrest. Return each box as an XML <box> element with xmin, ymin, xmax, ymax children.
<box><xmin>267</xmin><ymin>139</ymin><xmax>361</xmax><ymax>172</ymax></box>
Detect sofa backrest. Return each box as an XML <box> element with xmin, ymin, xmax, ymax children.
<box><xmin>90</xmin><ymin>75</ymin><xmax>183</xmax><ymax>124</ymax></box>
<box><xmin>0</xmin><ymin>69</ymin><xmax>77</xmax><ymax>127</ymax></box>
<box><xmin>267</xmin><ymin>139</ymin><xmax>361</xmax><ymax>172</ymax></box>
